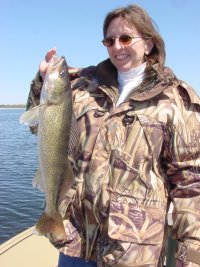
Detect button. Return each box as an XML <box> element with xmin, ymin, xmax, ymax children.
<box><xmin>94</xmin><ymin>108</ymin><xmax>106</xmax><ymax>117</ymax></box>
<box><xmin>123</xmin><ymin>114</ymin><xmax>136</xmax><ymax>125</ymax></box>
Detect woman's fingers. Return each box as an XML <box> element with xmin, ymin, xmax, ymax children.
<box><xmin>45</xmin><ymin>47</ymin><xmax>57</xmax><ymax>62</ymax></box>
<box><xmin>39</xmin><ymin>47</ymin><xmax>57</xmax><ymax>80</ymax></box>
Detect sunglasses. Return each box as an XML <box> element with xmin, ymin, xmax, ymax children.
<box><xmin>102</xmin><ymin>34</ymin><xmax>143</xmax><ymax>47</ymax></box>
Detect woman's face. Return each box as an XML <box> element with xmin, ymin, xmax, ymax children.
<box><xmin>105</xmin><ymin>17</ymin><xmax>153</xmax><ymax>72</ymax></box>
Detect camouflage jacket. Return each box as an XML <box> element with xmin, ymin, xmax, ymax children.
<box><xmin>27</xmin><ymin>59</ymin><xmax>200</xmax><ymax>267</ymax></box>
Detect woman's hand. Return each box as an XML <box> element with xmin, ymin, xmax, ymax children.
<box><xmin>39</xmin><ymin>47</ymin><xmax>58</xmax><ymax>81</ymax></box>
<box><xmin>39</xmin><ymin>47</ymin><xmax>82</xmax><ymax>81</ymax></box>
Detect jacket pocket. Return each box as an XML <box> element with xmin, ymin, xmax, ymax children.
<box><xmin>110</xmin><ymin>147</ymin><xmax>152</xmax><ymax>190</ymax></box>
<box><xmin>108</xmin><ymin>199</ymin><xmax>166</xmax><ymax>245</ymax></box>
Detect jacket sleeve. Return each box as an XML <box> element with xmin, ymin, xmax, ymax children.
<box><xmin>25</xmin><ymin>71</ymin><xmax>43</xmax><ymax>134</ymax></box>
<box><xmin>26</xmin><ymin>71</ymin><xmax>43</xmax><ymax>111</ymax></box>
<box><xmin>164</xmin><ymin>83</ymin><xmax>200</xmax><ymax>266</ymax></box>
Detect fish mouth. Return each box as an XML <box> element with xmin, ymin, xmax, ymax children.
<box><xmin>52</xmin><ymin>56</ymin><xmax>65</xmax><ymax>67</ymax></box>
<box><xmin>58</xmin><ymin>56</ymin><xmax>65</xmax><ymax>63</ymax></box>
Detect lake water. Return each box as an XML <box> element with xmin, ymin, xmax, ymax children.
<box><xmin>0</xmin><ymin>108</ymin><xmax>44</xmax><ymax>244</ymax></box>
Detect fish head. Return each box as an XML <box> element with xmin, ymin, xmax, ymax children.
<box><xmin>42</xmin><ymin>56</ymin><xmax>71</xmax><ymax>104</ymax></box>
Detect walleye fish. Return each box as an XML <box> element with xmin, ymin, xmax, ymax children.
<box><xmin>20</xmin><ymin>56</ymin><xmax>77</xmax><ymax>244</ymax></box>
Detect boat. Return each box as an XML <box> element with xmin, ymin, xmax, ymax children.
<box><xmin>0</xmin><ymin>227</ymin><xmax>59</xmax><ymax>267</ymax></box>
<box><xmin>0</xmin><ymin>204</ymin><xmax>176</xmax><ymax>267</ymax></box>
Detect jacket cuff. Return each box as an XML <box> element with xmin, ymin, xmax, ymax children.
<box><xmin>176</xmin><ymin>240</ymin><xmax>200</xmax><ymax>266</ymax></box>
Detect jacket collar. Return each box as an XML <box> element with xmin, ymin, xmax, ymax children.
<box><xmin>95</xmin><ymin>59</ymin><xmax>180</xmax><ymax>103</ymax></box>
<box><xmin>95</xmin><ymin>59</ymin><xmax>119</xmax><ymax>104</ymax></box>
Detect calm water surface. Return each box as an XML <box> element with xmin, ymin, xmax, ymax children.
<box><xmin>0</xmin><ymin>108</ymin><xmax>44</xmax><ymax>244</ymax></box>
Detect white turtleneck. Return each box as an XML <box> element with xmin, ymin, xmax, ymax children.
<box><xmin>116</xmin><ymin>62</ymin><xmax>146</xmax><ymax>106</ymax></box>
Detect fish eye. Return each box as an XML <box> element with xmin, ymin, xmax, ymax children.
<box><xmin>59</xmin><ymin>69</ymin><xmax>66</xmax><ymax>77</ymax></box>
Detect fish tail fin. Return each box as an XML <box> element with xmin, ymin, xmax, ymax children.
<box><xmin>34</xmin><ymin>213</ymin><xmax>67</xmax><ymax>244</ymax></box>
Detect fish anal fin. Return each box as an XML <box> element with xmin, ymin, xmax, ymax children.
<box><xmin>32</xmin><ymin>169</ymin><xmax>44</xmax><ymax>192</ymax></box>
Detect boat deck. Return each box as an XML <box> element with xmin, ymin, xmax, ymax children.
<box><xmin>0</xmin><ymin>227</ymin><xmax>59</xmax><ymax>267</ymax></box>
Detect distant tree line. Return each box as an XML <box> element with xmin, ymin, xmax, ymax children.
<box><xmin>0</xmin><ymin>104</ymin><xmax>26</xmax><ymax>108</ymax></box>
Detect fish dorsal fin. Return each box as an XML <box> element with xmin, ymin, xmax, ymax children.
<box><xmin>68</xmin><ymin>112</ymin><xmax>80</xmax><ymax>157</ymax></box>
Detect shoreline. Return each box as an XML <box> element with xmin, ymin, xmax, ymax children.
<box><xmin>0</xmin><ymin>105</ymin><xmax>26</xmax><ymax>109</ymax></box>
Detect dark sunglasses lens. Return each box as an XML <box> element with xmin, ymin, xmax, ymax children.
<box><xmin>103</xmin><ymin>37</ymin><xmax>115</xmax><ymax>47</ymax></box>
<box><xmin>119</xmin><ymin>35</ymin><xmax>133</xmax><ymax>45</ymax></box>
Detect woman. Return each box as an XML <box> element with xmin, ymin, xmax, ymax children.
<box><xmin>27</xmin><ymin>4</ymin><xmax>200</xmax><ymax>267</ymax></box>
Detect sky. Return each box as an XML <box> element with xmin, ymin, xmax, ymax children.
<box><xmin>0</xmin><ymin>0</ymin><xmax>200</xmax><ymax>104</ymax></box>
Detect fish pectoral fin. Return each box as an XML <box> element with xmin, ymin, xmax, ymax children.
<box><xmin>32</xmin><ymin>169</ymin><xmax>44</xmax><ymax>192</ymax></box>
<box><xmin>19</xmin><ymin>106</ymin><xmax>40</xmax><ymax>126</ymax></box>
